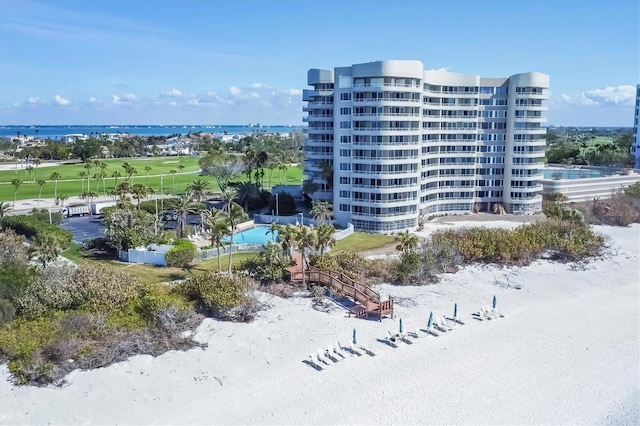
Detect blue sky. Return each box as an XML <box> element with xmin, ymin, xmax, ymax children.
<box><xmin>0</xmin><ymin>0</ymin><xmax>638</xmax><ymax>126</ymax></box>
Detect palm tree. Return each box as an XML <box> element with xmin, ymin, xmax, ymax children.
<box><xmin>131</xmin><ymin>183</ymin><xmax>148</xmax><ymax>208</ymax></box>
<box><xmin>232</xmin><ymin>181</ymin><xmax>260</xmax><ymax>212</ymax></box>
<box><xmin>58</xmin><ymin>194</ymin><xmax>69</xmax><ymax>207</ymax></box>
<box><xmin>30</xmin><ymin>234</ymin><xmax>62</xmax><ymax>268</ymax></box>
<box><xmin>0</xmin><ymin>202</ymin><xmax>11</xmax><ymax>223</ymax></box>
<box><xmin>36</xmin><ymin>179</ymin><xmax>46</xmax><ymax>203</ymax></box>
<box><xmin>25</xmin><ymin>165</ymin><xmax>35</xmax><ymax>182</ymax></box>
<box><xmin>310</xmin><ymin>200</ymin><xmax>333</xmax><ymax>225</ymax></box>
<box><xmin>225</xmin><ymin>202</ymin><xmax>245</xmax><ymax>273</ymax></box>
<box><xmin>111</xmin><ymin>170</ymin><xmax>122</xmax><ymax>189</ymax></box>
<box><xmin>50</xmin><ymin>172</ymin><xmax>62</xmax><ymax>200</ymax></box>
<box><xmin>167</xmin><ymin>195</ymin><xmax>200</xmax><ymax>238</ymax></box>
<box><xmin>169</xmin><ymin>169</ymin><xmax>177</xmax><ymax>190</ymax></box>
<box><xmin>276</xmin><ymin>224</ymin><xmax>296</xmax><ymax>258</ymax></box>
<box><xmin>294</xmin><ymin>225</ymin><xmax>317</xmax><ymax>289</ymax></box>
<box><xmin>396</xmin><ymin>230</ymin><xmax>418</xmax><ymax>254</ymax></box>
<box><xmin>178</xmin><ymin>164</ymin><xmax>185</xmax><ymax>174</ymax></box>
<box><xmin>33</xmin><ymin>158</ymin><xmax>42</xmax><ymax>179</ymax></box>
<box><xmin>11</xmin><ymin>179</ymin><xmax>22</xmax><ymax>207</ymax></box>
<box><xmin>144</xmin><ymin>166</ymin><xmax>152</xmax><ymax>185</ymax></box>
<box><xmin>96</xmin><ymin>170</ymin><xmax>108</xmax><ymax>195</ymax></box>
<box><xmin>83</xmin><ymin>162</ymin><xmax>92</xmax><ymax>191</ymax></box>
<box><xmin>79</xmin><ymin>171</ymin><xmax>87</xmax><ymax>193</ymax></box>
<box><xmin>186</xmin><ymin>178</ymin><xmax>211</xmax><ymax>203</ymax></box>
<box><xmin>315</xmin><ymin>224</ymin><xmax>336</xmax><ymax>259</ymax></box>
<box><xmin>202</xmin><ymin>208</ymin><xmax>229</xmax><ymax>272</ymax></box>
<box><xmin>266</xmin><ymin>222</ymin><xmax>279</xmax><ymax>242</ymax></box>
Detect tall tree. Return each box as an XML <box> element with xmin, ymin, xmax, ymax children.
<box><xmin>83</xmin><ymin>162</ymin><xmax>93</xmax><ymax>191</ymax></box>
<box><xmin>36</xmin><ymin>179</ymin><xmax>46</xmax><ymax>202</ymax></box>
<box><xmin>131</xmin><ymin>183</ymin><xmax>148</xmax><ymax>208</ymax></box>
<box><xmin>144</xmin><ymin>166</ymin><xmax>152</xmax><ymax>185</ymax></box>
<box><xmin>294</xmin><ymin>226</ymin><xmax>317</xmax><ymax>289</ymax></box>
<box><xmin>50</xmin><ymin>172</ymin><xmax>62</xmax><ymax>200</ymax></box>
<box><xmin>396</xmin><ymin>230</ymin><xmax>418</xmax><ymax>254</ymax></box>
<box><xmin>202</xmin><ymin>208</ymin><xmax>229</xmax><ymax>273</ymax></box>
<box><xmin>0</xmin><ymin>202</ymin><xmax>11</xmax><ymax>223</ymax></box>
<box><xmin>169</xmin><ymin>169</ymin><xmax>177</xmax><ymax>191</ymax></box>
<box><xmin>111</xmin><ymin>170</ymin><xmax>122</xmax><ymax>189</ymax></box>
<box><xmin>231</xmin><ymin>181</ymin><xmax>260</xmax><ymax>212</ymax></box>
<box><xmin>78</xmin><ymin>171</ymin><xmax>87</xmax><ymax>193</ymax></box>
<box><xmin>310</xmin><ymin>200</ymin><xmax>333</xmax><ymax>225</ymax></box>
<box><xmin>186</xmin><ymin>178</ymin><xmax>211</xmax><ymax>203</ymax></box>
<box><xmin>11</xmin><ymin>179</ymin><xmax>22</xmax><ymax>207</ymax></box>
<box><xmin>167</xmin><ymin>195</ymin><xmax>200</xmax><ymax>238</ymax></box>
<box><xmin>199</xmin><ymin>152</ymin><xmax>243</xmax><ymax>193</ymax></box>
<box><xmin>226</xmin><ymin>202</ymin><xmax>245</xmax><ymax>273</ymax></box>
<box><xmin>315</xmin><ymin>224</ymin><xmax>336</xmax><ymax>259</ymax></box>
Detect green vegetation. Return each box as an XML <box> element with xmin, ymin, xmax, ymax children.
<box><xmin>165</xmin><ymin>239</ymin><xmax>197</xmax><ymax>269</ymax></box>
<box><xmin>545</xmin><ymin>129</ymin><xmax>632</xmax><ymax>168</ymax></box>
<box><xmin>2</xmin><ymin>213</ymin><xmax>72</xmax><ymax>249</ymax></box>
<box><xmin>0</xmin><ymin>158</ymin><xmax>303</xmax><ymax>202</ymax></box>
<box><xmin>333</xmin><ymin>232</ymin><xmax>396</xmax><ymax>252</ymax></box>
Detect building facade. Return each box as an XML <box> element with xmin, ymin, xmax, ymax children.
<box><xmin>303</xmin><ymin>60</ymin><xmax>549</xmax><ymax>232</ymax></box>
<box><xmin>633</xmin><ymin>84</ymin><xmax>640</xmax><ymax>169</ymax></box>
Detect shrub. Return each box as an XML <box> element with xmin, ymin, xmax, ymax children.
<box><xmin>30</xmin><ymin>208</ymin><xmax>64</xmax><ymax>225</ymax></box>
<box><xmin>174</xmin><ymin>272</ymin><xmax>250</xmax><ymax>319</ymax></box>
<box><xmin>0</xmin><ymin>298</ymin><xmax>16</xmax><ymax>324</ymax></box>
<box><xmin>165</xmin><ymin>239</ymin><xmax>197</xmax><ymax>268</ymax></box>
<box><xmin>136</xmin><ymin>285</ymin><xmax>193</xmax><ymax>330</ymax></box>
<box><xmin>13</xmin><ymin>263</ymin><xmax>77</xmax><ymax>318</ymax></box>
<box><xmin>2</xmin><ymin>214</ymin><xmax>72</xmax><ymax>250</ymax></box>
<box><xmin>64</xmin><ymin>264</ymin><xmax>144</xmax><ymax>311</ymax></box>
<box><xmin>0</xmin><ymin>229</ymin><xmax>30</xmax><ymax>267</ymax></box>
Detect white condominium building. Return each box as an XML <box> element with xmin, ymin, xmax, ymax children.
<box><xmin>633</xmin><ymin>84</ymin><xmax>640</xmax><ymax>169</ymax></box>
<box><xmin>303</xmin><ymin>60</ymin><xmax>549</xmax><ymax>233</ymax></box>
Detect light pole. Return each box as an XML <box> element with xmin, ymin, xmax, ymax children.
<box><xmin>299</xmin><ymin>212</ymin><xmax>304</xmax><ymax>227</ymax></box>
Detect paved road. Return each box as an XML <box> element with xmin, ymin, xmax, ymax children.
<box><xmin>59</xmin><ymin>216</ymin><xmax>106</xmax><ymax>243</ymax></box>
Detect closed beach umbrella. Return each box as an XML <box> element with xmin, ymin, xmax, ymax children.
<box><xmin>427</xmin><ymin>311</ymin><xmax>433</xmax><ymax>328</ymax></box>
<box><xmin>454</xmin><ymin>303</ymin><xmax>458</xmax><ymax>318</ymax></box>
<box><xmin>352</xmin><ymin>328</ymin><xmax>357</xmax><ymax>345</ymax></box>
<box><xmin>492</xmin><ymin>295</ymin><xmax>497</xmax><ymax>309</ymax></box>
<box><xmin>399</xmin><ymin>318</ymin><xmax>403</xmax><ymax>334</ymax></box>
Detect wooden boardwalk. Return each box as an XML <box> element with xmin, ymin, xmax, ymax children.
<box><xmin>288</xmin><ymin>256</ymin><xmax>393</xmax><ymax>321</ymax></box>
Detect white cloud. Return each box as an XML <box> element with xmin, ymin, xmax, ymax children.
<box><xmin>27</xmin><ymin>97</ymin><xmax>40</xmax><ymax>104</ymax></box>
<box><xmin>425</xmin><ymin>67</ymin><xmax>452</xmax><ymax>72</ymax></box>
<box><xmin>248</xmin><ymin>82</ymin><xmax>272</xmax><ymax>89</ymax></box>
<box><xmin>54</xmin><ymin>95</ymin><xmax>70</xmax><ymax>105</ymax></box>
<box><xmin>161</xmin><ymin>88</ymin><xmax>183</xmax><ymax>97</ymax></box>
<box><xmin>228</xmin><ymin>86</ymin><xmax>242</xmax><ymax>97</ymax></box>
<box><xmin>88</xmin><ymin>96</ymin><xmax>98</xmax><ymax>103</ymax></box>
<box><xmin>558</xmin><ymin>85</ymin><xmax>635</xmax><ymax>107</ymax></box>
<box><xmin>187</xmin><ymin>99</ymin><xmax>216</xmax><ymax>107</ymax></box>
<box><xmin>124</xmin><ymin>93</ymin><xmax>137</xmax><ymax>100</ymax></box>
<box><xmin>281</xmin><ymin>88</ymin><xmax>302</xmax><ymax>96</ymax></box>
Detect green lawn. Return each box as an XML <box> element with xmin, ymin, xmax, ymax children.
<box><xmin>62</xmin><ymin>243</ymin><xmax>256</xmax><ymax>285</ymax></box>
<box><xmin>333</xmin><ymin>232</ymin><xmax>397</xmax><ymax>252</ymax></box>
<box><xmin>0</xmin><ymin>157</ymin><xmax>304</xmax><ymax>202</ymax></box>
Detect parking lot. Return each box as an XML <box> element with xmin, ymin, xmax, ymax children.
<box><xmin>59</xmin><ymin>216</ymin><xmax>106</xmax><ymax>244</ymax></box>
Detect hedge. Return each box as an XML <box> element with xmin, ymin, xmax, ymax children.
<box><xmin>2</xmin><ymin>215</ymin><xmax>72</xmax><ymax>250</ymax></box>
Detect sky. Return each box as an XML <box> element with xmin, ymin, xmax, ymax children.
<box><xmin>0</xmin><ymin>0</ymin><xmax>638</xmax><ymax>127</ymax></box>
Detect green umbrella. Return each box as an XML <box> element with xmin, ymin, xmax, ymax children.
<box><xmin>427</xmin><ymin>311</ymin><xmax>433</xmax><ymax>328</ymax></box>
<box><xmin>399</xmin><ymin>318</ymin><xmax>403</xmax><ymax>334</ymax></box>
<box><xmin>352</xmin><ymin>328</ymin><xmax>357</xmax><ymax>345</ymax></box>
<box><xmin>493</xmin><ymin>295</ymin><xmax>497</xmax><ymax>309</ymax></box>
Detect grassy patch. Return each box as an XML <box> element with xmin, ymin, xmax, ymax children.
<box><xmin>333</xmin><ymin>232</ymin><xmax>396</xmax><ymax>252</ymax></box>
<box><xmin>62</xmin><ymin>245</ymin><xmax>255</xmax><ymax>285</ymax></box>
<box><xmin>0</xmin><ymin>160</ymin><xmax>303</xmax><ymax>202</ymax></box>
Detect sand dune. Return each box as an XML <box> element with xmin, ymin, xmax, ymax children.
<box><xmin>1</xmin><ymin>224</ymin><xmax>638</xmax><ymax>425</ymax></box>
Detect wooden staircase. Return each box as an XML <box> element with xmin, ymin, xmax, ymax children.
<box><xmin>289</xmin><ymin>262</ymin><xmax>393</xmax><ymax>321</ymax></box>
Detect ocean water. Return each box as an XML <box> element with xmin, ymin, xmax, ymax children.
<box><xmin>0</xmin><ymin>124</ymin><xmax>302</xmax><ymax>140</ymax></box>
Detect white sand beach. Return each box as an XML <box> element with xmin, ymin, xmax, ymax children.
<box><xmin>1</xmin><ymin>223</ymin><xmax>638</xmax><ymax>425</ymax></box>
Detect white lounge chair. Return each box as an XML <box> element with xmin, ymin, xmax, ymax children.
<box><xmin>409</xmin><ymin>327</ymin><xmax>421</xmax><ymax>339</ymax></box>
<box><xmin>434</xmin><ymin>317</ymin><xmax>452</xmax><ymax>332</ymax></box>
<box><xmin>386</xmin><ymin>331</ymin><xmax>400</xmax><ymax>347</ymax></box>
<box><xmin>308</xmin><ymin>355</ymin><xmax>323</xmax><ymax>370</ymax></box>
<box><xmin>350</xmin><ymin>343</ymin><xmax>364</xmax><ymax>356</ymax></box>
<box><xmin>317</xmin><ymin>349</ymin><xmax>332</xmax><ymax>365</ymax></box>
<box><xmin>441</xmin><ymin>316</ymin><xmax>456</xmax><ymax>330</ymax></box>
<box><xmin>325</xmin><ymin>346</ymin><xmax>340</xmax><ymax>362</ymax></box>
<box><xmin>358</xmin><ymin>344</ymin><xmax>375</xmax><ymax>356</ymax></box>
<box><xmin>333</xmin><ymin>342</ymin><xmax>347</xmax><ymax>359</ymax></box>
<box><xmin>490</xmin><ymin>307</ymin><xmax>506</xmax><ymax>318</ymax></box>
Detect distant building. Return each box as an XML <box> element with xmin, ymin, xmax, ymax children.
<box><xmin>303</xmin><ymin>60</ymin><xmax>549</xmax><ymax>232</ymax></box>
<box><xmin>62</xmin><ymin>134</ymin><xmax>88</xmax><ymax>143</ymax></box>
<box><xmin>633</xmin><ymin>84</ymin><xmax>640</xmax><ymax>169</ymax></box>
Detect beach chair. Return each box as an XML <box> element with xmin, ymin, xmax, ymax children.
<box><xmin>357</xmin><ymin>343</ymin><xmax>376</xmax><ymax>356</ymax></box>
<box><xmin>386</xmin><ymin>331</ymin><xmax>400</xmax><ymax>347</ymax></box>
<box><xmin>409</xmin><ymin>327</ymin><xmax>421</xmax><ymax>339</ymax></box>
<box><xmin>308</xmin><ymin>355</ymin><xmax>323</xmax><ymax>370</ymax></box>
<box><xmin>333</xmin><ymin>342</ymin><xmax>347</xmax><ymax>359</ymax></box>
<box><xmin>441</xmin><ymin>316</ymin><xmax>456</xmax><ymax>330</ymax></box>
<box><xmin>490</xmin><ymin>307</ymin><xmax>506</xmax><ymax>318</ymax></box>
<box><xmin>484</xmin><ymin>305</ymin><xmax>499</xmax><ymax>320</ymax></box>
<box><xmin>350</xmin><ymin>343</ymin><xmax>364</xmax><ymax>356</ymax></box>
<box><xmin>434</xmin><ymin>317</ymin><xmax>450</xmax><ymax>332</ymax></box>
<box><xmin>325</xmin><ymin>346</ymin><xmax>340</xmax><ymax>362</ymax></box>
<box><xmin>317</xmin><ymin>349</ymin><xmax>332</xmax><ymax>365</ymax></box>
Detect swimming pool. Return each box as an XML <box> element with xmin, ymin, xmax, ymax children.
<box><xmin>223</xmin><ymin>225</ymin><xmax>277</xmax><ymax>244</ymax></box>
<box><xmin>542</xmin><ymin>168</ymin><xmax>603</xmax><ymax>180</ymax></box>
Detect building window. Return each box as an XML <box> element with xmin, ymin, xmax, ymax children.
<box><xmin>340</xmin><ymin>107</ymin><xmax>352</xmax><ymax>115</ymax></box>
<box><xmin>340</xmin><ymin>93</ymin><xmax>351</xmax><ymax>101</ymax></box>
<box><xmin>340</xmin><ymin>121</ymin><xmax>351</xmax><ymax>129</ymax></box>
<box><xmin>340</xmin><ymin>135</ymin><xmax>351</xmax><ymax>144</ymax></box>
